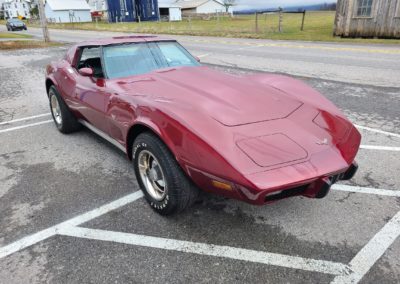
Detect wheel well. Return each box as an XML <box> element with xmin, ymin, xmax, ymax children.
<box><xmin>127</xmin><ymin>124</ymin><xmax>158</xmax><ymax>160</ymax></box>
<box><xmin>46</xmin><ymin>79</ymin><xmax>54</xmax><ymax>97</ymax></box>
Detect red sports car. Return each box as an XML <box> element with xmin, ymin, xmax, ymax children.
<box><xmin>45</xmin><ymin>36</ymin><xmax>361</xmax><ymax>215</ymax></box>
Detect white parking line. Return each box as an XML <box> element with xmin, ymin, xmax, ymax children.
<box><xmin>0</xmin><ymin>113</ymin><xmax>51</xmax><ymax>126</ymax></box>
<box><xmin>360</xmin><ymin>145</ymin><xmax>400</xmax><ymax>152</ymax></box>
<box><xmin>197</xmin><ymin>53</ymin><xmax>210</xmax><ymax>58</ymax></box>
<box><xmin>58</xmin><ymin>226</ymin><xmax>350</xmax><ymax>276</ymax></box>
<box><xmin>331</xmin><ymin>210</ymin><xmax>400</xmax><ymax>284</ymax></box>
<box><xmin>333</xmin><ymin>184</ymin><xmax>400</xmax><ymax>197</ymax></box>
<box><xmin>0</xmin><ymin>120</ymin><xmax>53</xmax><ymax>134</ymax></box>
<box><xmin>0</xmin><ymin>184</ymin><xmax>397</xmax><ymax>261</ymax></box>
<box><xmin>355</xmin><ymin>125</ymin><xmax>400</xmax><ymax>138</ymax></box>
<box><xmin>1</xmin><ymin>119</ymin><xmax>400</xmax><ymax>154</ymax></box>
<box><xmin>0</xmin><ymin>191</ymin><xmax>143</xmax><ymax>259</ymax></box>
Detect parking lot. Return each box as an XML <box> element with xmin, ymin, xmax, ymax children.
<box><xmin>0</xmin><ymin>43</ymin><xmax>399</xmax><ymax>283</ymax></box>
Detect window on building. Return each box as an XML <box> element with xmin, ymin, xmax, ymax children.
<box><xmin>356</xmin><ymin>0</ymin><xmax>373</xmax><ymax>17</ymax></box>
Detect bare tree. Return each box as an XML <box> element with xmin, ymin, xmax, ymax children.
<box><xmin>222</xmin><ymin>0</ymin><xmax>235</xmax><ymax>13</ymax></box>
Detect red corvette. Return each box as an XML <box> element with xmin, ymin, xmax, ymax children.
<box><xmin>45</xmin><ymin>36</ymin><xmax>361</xmax><ymax>215</ymax></box>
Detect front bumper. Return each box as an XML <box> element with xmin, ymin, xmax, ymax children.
<box><xmin>10</xmin><ymin>26</ymin><xmax>26</xmax><ymax>30</ymax></box>
<box><xmin>188</xmin><ymin>161</ymin><xmax>359</xmax><ymax>205</ymax></box>
<box><xmin>240</xmin><ymin>161</ymin><xmax>359</xmax><ymax>205</ymax></box>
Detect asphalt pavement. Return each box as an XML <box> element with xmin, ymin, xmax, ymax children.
<box><xmin>0</xmin><ymin>29</ymin><xmax>400</xmax><ymax>284</ymax></box>
<box><xmin>1</xmin><ymin>26</ymin><xmax>400</xmax><ymax>87</ymax></box>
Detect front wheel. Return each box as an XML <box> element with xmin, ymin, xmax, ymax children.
<box><xmin>49</xmin><ymin>85</ymin><xmax>81</xmax><ymax>134</ymax></box>
<box><xmin>133</xmin><ymin>133</ymin><xmax>199</xmax><ymax>215</ymax></box>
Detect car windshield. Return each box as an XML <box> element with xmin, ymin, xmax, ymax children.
<box><xmin>103</xmin><ymin>41</ymin><xmax>200</xmax><ymax>79</ymax></box>
<box><xmin>9</xmin><ymin>19</ymin><xmax>22</xmax><ymax>23</ymax></box>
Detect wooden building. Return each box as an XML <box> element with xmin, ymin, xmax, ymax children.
<box><xmin>334</xmin><ymin>0</ymin><xmax>400</xmax><ymax>38</ymax></box>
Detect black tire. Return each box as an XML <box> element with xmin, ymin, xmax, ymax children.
<box><xmin>6</xmin><ymin>26</ymin><xmax>10</xmax><ymax>31</ymax></box>
<box><xmin>133</xmin><ymin>132</ymin><xmax>199</xmax><ymax>215</ymax></box>
<box><xmin>48</xmin><ymin>85</ymin><xmax>81</xmax><ymax>134</ymax></box>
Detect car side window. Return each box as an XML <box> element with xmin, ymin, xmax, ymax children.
<box><xmin>77</xmin><ymin>47</ymin><xmax>104</xmax><ymax>78</ymax></box>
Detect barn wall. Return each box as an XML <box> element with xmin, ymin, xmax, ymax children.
<box><xmin>334</xmin><ymin>0</ymin><xmax>400</xmax><ymax>38</ymax></box>
<box><xmin>196</xmin><ymin>1</ymin><xmax>224</xmax><ymax>14</ymax></box>
<box><xmin>169</xmin><ymin>7</ymin><xmax>182</xmax><ymax>21</ymax></box>
<box><xmin>106</xmin><ymin>0</ymin><xmax>159</xmax><ymax>22</ymax></box>
<box><xmin>45</xmin><ymin>5</ymin><xmax>92</xmax><ymax>23</ymax></box>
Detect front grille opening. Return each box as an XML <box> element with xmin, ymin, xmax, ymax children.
<box><xmin>265</xmin><ymin>184</ymin><xmax>309</xmax><ymax>202</ymax></box>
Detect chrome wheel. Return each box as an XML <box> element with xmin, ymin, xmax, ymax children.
<box><xmin>138</xmin><ymin>150</ymin><xmax>167</xmax><ymax>201</ymax></box>
<box><xmin>50</xmin><ymin>94</ymin><xmax>62</xmax><ymax>125</ymax></box>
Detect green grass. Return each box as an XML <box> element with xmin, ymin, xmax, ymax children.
<box><xmin>0</xmin><ymin>32</ymin><xmax>33</xmax><ymax>39</ymax></box>
<box><xmin>0</xmin><ymin>40</ymin><xmax>63</xmax><ymax>50</ymax></box>
<box><xmin>32</xmin><ymin>11</ymin><xmax>400</xmax><ymax>44</ymax></box>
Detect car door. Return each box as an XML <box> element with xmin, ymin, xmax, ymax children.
<box><xmin>74</xmin><ymin>46</ymin><xmax>111</xmax><ymax>134</ymax></box>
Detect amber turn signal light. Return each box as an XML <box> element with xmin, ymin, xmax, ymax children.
<box><xmin>211</xmin><ymin>180</ymin><xmax>233</xmax><ymax>191</ymax></box>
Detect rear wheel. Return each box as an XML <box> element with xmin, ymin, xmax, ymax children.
<box><xmin>49</xmin><ymin>85</ymin><xmax>81</xmax><ymax>134</ymax></box>
<box><xmin>133</xmin><ymin>132</ymin><xmax>199</xmax><ymax>215</ymax></box>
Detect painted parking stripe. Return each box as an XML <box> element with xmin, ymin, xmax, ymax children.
<box><xmin>331</xmin><ymin>210</ymin><xmax>400</xmax><ymax>284</ymax></box>
<box><xmin>1</xmin><ymin>120</ymin><xmax>399</xmax><ymax>153</ymax></box>
<box><xmin>58</xmin><ymin>226</ymin><xmax>350</xmax><ymax>276</ymax></box>
<box><xmin>0</xmin><ymin>184</ymin><xmax>397</xmax><ymax>260</ymax></box>
<box><xmin>355</xmin><ymin>125</ymin><xmax>400</xmax><ymax>138</ymax></box>
<box><xmin>0</xmin><ymin>120</ymin><xmax>53</xmax><ymax>134</ymax></box>
<box><xmin>360</xmin><ymin>145</ymin><xmax>400</xmax><ymax>151</ymax></box>
<box><xmin>0</xmin><ymin>113</ymin><xmax>51</xmax><ymax>126</ymax></box>
<box><xmin>332</xmin><ymin>184</ymin><xmax>400</xmax><ymax>197</ymax></box>
<box><xmin>197</xmin><ymin>53</ymin><xmax>210</xmax><ymax>58</ymax></box>
<box><xmin>0</xmin><ymin>227</ymin><xmax>59</xmax><ymax>260</ymax></box>
<box><xmin>0</xmin><ymin>191</ymin><xmax>143</xmax><ymax>259</ymax></box>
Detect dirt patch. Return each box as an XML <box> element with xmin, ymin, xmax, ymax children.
<box><xmin>0</xmin><ymin>41</ymin><xmax>63</xmax><ymax>50</ymax></box>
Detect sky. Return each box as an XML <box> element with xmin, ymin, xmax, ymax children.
<box><xmin>233</xmin><ymin>0</ymin><xmax>336</xmax><ymax>10</ymax></box>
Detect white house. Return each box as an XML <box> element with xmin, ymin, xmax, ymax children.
<box><xmin>45</xmin><ymin>0</ymin><xmax>92</xmax><ymax>23</ymax></box>
<box><xmin>87</xmin><ymin>0</ymin><xmax>107</xmax><ymax>12</ymax></box>
<box><xmin>159</xmin><ymin>2</ymin><xmax>181</xmax><ymax>21</ymax></box>
<box><xmin>3</xmin><ymin>0</ymin><xmax>31</xmax><ymax>19</ymax></box>
<box><xmin>176</xmin><ymin>0</ymin><xmax>230</xmax><ymax>14</ymax></box>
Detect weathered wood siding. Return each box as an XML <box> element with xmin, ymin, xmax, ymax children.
<box><xmin>334</xmin><ymin>0</ymin><xmax>400</xmax><ymax>38</ymax></box>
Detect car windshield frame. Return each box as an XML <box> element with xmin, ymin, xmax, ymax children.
<box><xmin>101</xmin><ymin>41</ymin><xmax>201</xmax><ymax>80</ymax></box>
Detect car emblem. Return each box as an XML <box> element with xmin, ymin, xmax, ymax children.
<box><xmin>316</xmin><ymin>138</ymin><xmax>329</xmax><ymax>145</ymax></box>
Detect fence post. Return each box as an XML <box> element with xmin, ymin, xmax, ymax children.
<box><xmin>301</xmin><ymin>10</ymin><xmax>306</xmax><ymax>31</ymax></box>
<box><xmin>278</xmin><ymin>7</ymin><xmax>283</xmax><ymax>33</ymax></box>
<box><xmin>255</xmin><ymin>12</ymin><xmax>259</xmax><ymax>33</ymax></box>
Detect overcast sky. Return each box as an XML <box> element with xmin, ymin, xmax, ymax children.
<box><xmin>233</xmin><ymin>0</ymin><xmax>336</xmax><ymax>10</ymax></box>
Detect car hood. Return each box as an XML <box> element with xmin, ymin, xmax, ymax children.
<box><xmin>114</xmin><ymin>66</ymin><xmax>303</xmax><ymax>126</ymax></box>
<box><xmin>111</xmin><ymin>66</ymin><xmax>358</xmax><ymax>174</ymax></box>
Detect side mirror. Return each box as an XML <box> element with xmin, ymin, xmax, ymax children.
<box><xmin>79</xmin><ymin>67</ymin><xmax>93</xmax><ymax>77</ymax></box>
<box><xmin>195</xmin><ymin>56</ymin><xmax>201</xmax><ymax>63</ymax></box>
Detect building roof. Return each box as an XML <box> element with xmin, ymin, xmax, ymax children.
<box><xmin>159</xmin><ymin>3</ymin><xmax>181</xmax><ymax>9</ymax></box>
<box><xmin>4</xmin><ymin>0</ymin><xmax>31</xmax><ymax>3</ymax></box>
<box><xmin>175</xmin><ymin>0</ymin><xmax>223</xmax><ymax>9</ymax></box>
<box><xmin>46</xmin><ymin>0</ymin><xmax>91</xmax><ymax>11</ymax></box>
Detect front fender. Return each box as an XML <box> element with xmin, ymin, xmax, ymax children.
<box><xmin>128</xmin><ymin>109</ymin><xmax>253</xmax><ymax>199</ymax></box>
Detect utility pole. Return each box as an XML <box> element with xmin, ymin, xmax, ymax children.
<box><xmin>278</xmin><ymin>7</ymin><xmax>283</xmax><ymax>33</ymax></box>
<box><xmin>255</xmin><ymin>12</ymin><xmax>259</xmax><ymax>33</ymax></box>
<box><xmin>38</xmin><ymin>0</ymin><xmax>50</xmax><ymax>42</ymax></box>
